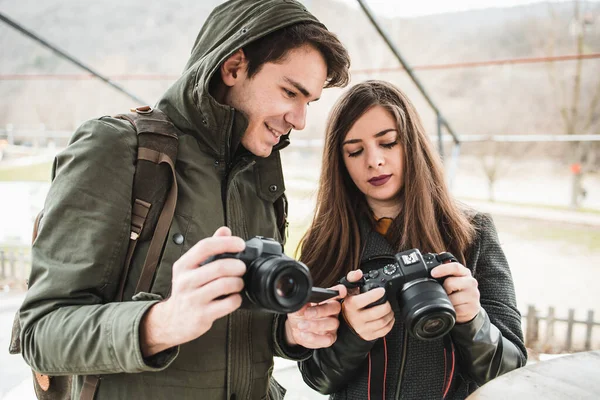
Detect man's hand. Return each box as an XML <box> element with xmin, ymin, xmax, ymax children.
<box><xmin>140</xmin><ymin>227</ymin><xmax>246</xmax><ymax>357</ymax></box>
<box><xmin>430</xmin><ymin>262</ymin><xmax>480</xmax><ymax>323</ymax></box>
<box><xmin>341</xmin><ymin>270</ymin><xmax>395</xmax><ymax>341</ymax></box>
<box><xmin>284</xmin><ymin>284</ymin><xmax>347</xmax><ymax>349</ymax></box>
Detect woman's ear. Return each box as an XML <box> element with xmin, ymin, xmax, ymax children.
<box><xmin>220</xmin><ymin>49</ymin><xmax>248</xmax><ymax>87</ymax></box>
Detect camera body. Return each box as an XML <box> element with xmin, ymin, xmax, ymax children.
<box><xmin>203</xmin><ymin>236</ymin><xmax>337</xmax><ymax>314</ymax></box>
<box><xmin>342</xmin><ymin>248</ymin><xmax>457</xmax><ymax>340</ymax></box>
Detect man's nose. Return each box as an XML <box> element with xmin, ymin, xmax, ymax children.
<box><xmin>284</xmin><ymin>104</ymin><xmax>307</xmax><ymax>131</ymax></box>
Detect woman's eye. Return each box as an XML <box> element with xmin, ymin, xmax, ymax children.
<box><xmin>381</xmin><ymin>141</ymin><xmax>398</xmax><ymax>149</ymax></box>
<box><xmin>348</xmin><ymin>149</ymin><xmax>363</xmax><ymax>158</ymax></box>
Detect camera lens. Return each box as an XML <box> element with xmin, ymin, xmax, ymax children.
<box><xmin>414</xmin><ymin>312</ymin><xmax>455</xmax><ymax>340</ymax></box>
<box><xmin>244</xmin><ymin>256</ymin><xmax>312</xmax><ymax>313</ymax></box>
<box><xmin>275</xmin><ymin>274</ymin><xmax>297</xmax><ymax>298</ymax></box>
<box><xmin>422</xmin><ymin>318</ymin><xmax>444</xmax><ymax>334</ymax></box>
<box><xmin>400</xmin><ymin>279</ymin><xmax>456</xmax><ymax>340</ymax></box>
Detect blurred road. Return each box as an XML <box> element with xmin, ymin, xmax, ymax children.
<box><xmin>0</xmin><ymin>293</ymin><xmax>31</xmax><ymax>400</ymax></box>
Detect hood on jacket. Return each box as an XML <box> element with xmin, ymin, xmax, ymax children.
<box><xmin>156</xmin><ymin>0</ymin><xmax>324</xmax><ymax>159</ymax></box>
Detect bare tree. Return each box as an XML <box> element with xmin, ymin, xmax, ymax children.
<box><xmin>479</xmin><ymin>141</ymin><xmax>503</xmax><ymax>202</ymax></box>
<box><xmin>476</xmin><ymin>140</ymin><xmax>536</xmax><ymax>202</ymax></box>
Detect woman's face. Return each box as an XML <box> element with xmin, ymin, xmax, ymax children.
<box><xmin>341</xmin><ymin>105</ymin><xmax>405</xmax><ymax>217</ymax></box>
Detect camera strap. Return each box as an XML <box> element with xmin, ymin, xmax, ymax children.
<box><xmin>442</xmin><ymin>335</ymin><xmax>456</xmax><ymax>399</ymax></box>
<box><xmin>367</xmin><ymin>337</ymin><xmax>388</xmax><ymax>400</ymax></box>
<box><xmin>367</xmin><ymin>335</ymin><xmax>455</xmax><ymax>399</ymax></box>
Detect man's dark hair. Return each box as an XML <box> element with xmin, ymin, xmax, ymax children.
<box><xmin>243</xmin><ymin>22</ymin><xmax>350</xmax><ymax>88</ymax></box>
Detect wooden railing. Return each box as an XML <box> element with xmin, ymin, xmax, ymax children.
<box><xmin>0</xmin><ymin>249</ymin><xmax>30</xmax><ymax>287</ymax></box>
<box><xmin>524</xmin><ymin>304</ymin><xmax>600</xmax><ymax>352</ymax></box>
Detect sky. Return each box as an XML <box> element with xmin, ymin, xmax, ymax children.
<box><xmin>327</xmin><ymin>0</ymin><xmax>597</xmax><ymax>18</ymax></box>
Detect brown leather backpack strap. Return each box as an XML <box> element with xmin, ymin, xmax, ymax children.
<box><xmin>32</xmin><ymin>210</ymin><xmax>44</xmax><ymax>243</ymax></box>
<box><xmin>117</xmin><ymin>199</ymin><xmax>151</xmax><ymax>301</ymax></box>
<box><xmin>134</xmin><ymin>149</ymin><xmax>178</xmax><ymax>293</ymax></box>
<box><xmin>113</xmin><ymin>106</ymin><xmax>180</xmax><ymax>295</ymax></box>
<box><xmin>79</xmin><ymin>375</ymin><xmax>100</xmax><ymax>400</ymax></box>
<box><xmin>34</xmin><ymin>372</ymin><xmax>50</xmax><ymax>391</ymax></box>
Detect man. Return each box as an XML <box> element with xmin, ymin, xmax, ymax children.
<box><xmin>18</xmin><ymin>1</ymin><xmax>351</xmax><ymax>399</ymax></box>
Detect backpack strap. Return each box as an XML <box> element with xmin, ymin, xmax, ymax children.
<box><xmin>114</xmin><ymin>105</ymin><xmax>180</xmax><ymax>300</ymax></box>
<box><xmin>134</xmin><ymin>145</ymin><xmax>178</xmax><ymax>293</ymax></box>
<box><xmin>80</xmin><ymin>106</ymin><xmax>180</xmax><ymax>400</ymax></box>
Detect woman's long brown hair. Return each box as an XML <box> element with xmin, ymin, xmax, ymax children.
<box><xmin>298</xmin><ymin>80</ymin><xmax>476</xmax><ymax>288</ymax></box>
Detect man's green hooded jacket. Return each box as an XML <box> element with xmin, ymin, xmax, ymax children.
<box><xmin>19</xmin><ymin>1</ymin><xmax>322</xmax><ymax>398</ymax></box>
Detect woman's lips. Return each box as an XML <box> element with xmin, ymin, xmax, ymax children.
<box><xmin>368</xmin><ymin>174</ymin><xmax>391</xmax><ymax>186</ymax></box>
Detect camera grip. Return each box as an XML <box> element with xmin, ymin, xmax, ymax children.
<box><xmin>432</xmin><ymin>252</ymin><xmax>458</xmax><ymax>285</ymax></box>
<box><xmin>338</xmin><ymin>276</ymin><xmax>365</xmax><ymax>289</ymax></box>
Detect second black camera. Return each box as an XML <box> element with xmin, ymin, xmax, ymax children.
<box><xmin>340</xmin><ymin>248</ymin><xmax>457</xmax><ymax>341</ymax></box>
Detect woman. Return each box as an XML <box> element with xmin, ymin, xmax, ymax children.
<box><xmin>297</xmin><ymin>80</ymin><xmax>526</xmax><ymax>399</ymax></box>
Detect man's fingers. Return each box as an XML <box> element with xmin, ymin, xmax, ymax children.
<box><xmin>294</xmin><ymin>316</ymin><xmax>340</xmax><ymax>333</ymax></box>
<box><xmin>175</xmin><ymin>235</ymin><xmax>246</xmax><ymax>271</ymax></box>
<box><xmin>328</xmin><ymin>284</ymin><xmax>347</xmax><ymax>300</ymax></box>
<box><xmin>294</xmin><ymin>331</ymin><xmax>336</xmax><ymax>349</ymax></box>
<box><xmin>204</xmin><ymin>294</ymin><xmax>243</xmax><ymax>321</ymax></box>
<box><xmin>189</xmin><ymin>258</ymin><xmax>246</xmax><ymax>288</ymax></box>
<box><xmin>213</xmin><ymin>226</ymin><xmax>232</xmax><ymax>237</ymax></box>
<box><xmin>198</xmin><ymin>276</ymin><xmax>245</xmax><ymax>301</ymax></box>
<box><xmin>303</xmin><ymin>301</ymin><xmax>342</xmax><ymax>319</ymax></box>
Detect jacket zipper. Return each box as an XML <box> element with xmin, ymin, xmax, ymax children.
<box><xmin>395</xmin><ymin>327</ymin><xmax>409</xmax><ymax>400</ymax></box>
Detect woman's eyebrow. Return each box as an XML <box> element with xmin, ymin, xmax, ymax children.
<box><xmin>342</xmin><ymin>129</ymin><xmax>397</xmax><ymax>146</ymax></box>
<box><xmin>374</xmin><ymin>128</ymin><xmax>397</xmax><ymax>138</ymax></box>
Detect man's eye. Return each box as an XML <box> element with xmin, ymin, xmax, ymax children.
<box><xmin>284</xmin><ymin>89</ymin><xmax>296</xmax><ymax>98</ymax></box>
<box><xmin>381</xmin><ymin>141</ymin><xmax>398</xmax><ymax>149</ymax></box>
<box><xmin>348</xmin><ymin>149</ymin><xmax>363</xmax><ymax>158</ymax></box>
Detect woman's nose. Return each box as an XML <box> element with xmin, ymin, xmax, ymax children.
<box><xmin>367</xmin><ymin>150</ymin><xmax>384</xmax><ymax>169</ymax></box>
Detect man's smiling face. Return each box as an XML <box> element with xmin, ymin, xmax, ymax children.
<box><xmin>223</xmin><ymin>44</ymin><xmax>327</xmax><ymax>157</ymax></box>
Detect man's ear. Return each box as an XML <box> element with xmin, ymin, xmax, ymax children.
<box><xmin>220</xmin><ymin>49</ymin><xmax>248</xmax><ymax>87</ymax></box>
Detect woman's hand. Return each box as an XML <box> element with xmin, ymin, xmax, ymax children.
<box><xmin>430</xmin><ymin>262</ymin><xmax>481</xmax><ymax>323</ymax></box>
<box><xmin>341</xmin><ymin>270</ymin><xmax>395</xmax><ymax>341</ymax></box>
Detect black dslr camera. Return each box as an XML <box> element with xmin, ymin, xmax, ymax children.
<box><xmin>340</xmin><ymin>249</ymin><xmax>457</xmax><ymax>340</ymax></box>
<box><xmin>202</xmin><ymin>236</ymin><xmax>338</xmax><ymax>314</ymax></box>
